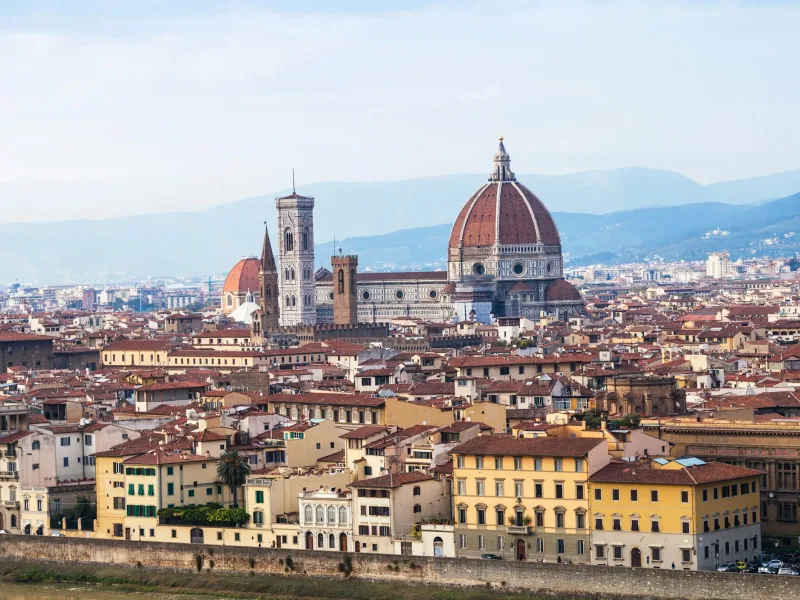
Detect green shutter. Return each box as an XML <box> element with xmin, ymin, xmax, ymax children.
<box><xmin>147</xmin><ymin>485</ymin><xmax>154</xmax><ymax>496</ymax></box>
<box><xmin>138</xmin><ymin>484</ymin><xmax>145</xmax><ymax>496</ymax></box>
<box><xmin>128</xmin><ymin>484</ymin><xmax>134</xmax><ymax>495</ymax></box>
<box><xmin>167</xmin><ymin>483</ymin><xmax>174</xmax><ymax>495</ymax></box>
<box><xmin>255</xmin><ymin>491</ymin><xmax>264</xmax><ymax>503</ymax></box>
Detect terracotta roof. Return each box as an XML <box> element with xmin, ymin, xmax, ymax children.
<box><xmin>223</xmin><ymin>257</ymin><xmax>261</xmax><ymax>295</ymax></box>
<box><xmin>589</xmin><ymin>460</ymin><xmax>764</xmax><ymax>486</ymax></box>
<box><xmin>103</xmin><ymin>340</ymin><xmax>175</xmax><ymax>352</ymax></box>
<box><xmin>449</xmin><ymin>179</ymin><xmax>560</xmax><ymax>249</ymax></box>
<box><xmin>545</xmin><ymin>280</ymin><xmax>583</xmax><ymax>303</ymax></box>
<box><xmin>348</xmin><ymin>471</ymin><xmax>433</xmax><ymax>489</ymax></box>
<box><xmin>339</xmin><ymin>425</ymin><xmax>389</xmax><ymax>440</ymax></box>
<box><xmin>450</xmin><ymin>435</ymin><xmax>604</xmax><ymax>458</ymax></box>
<box><xmin>0</xmin><ymin>331</ymin><xmax>53</xmax><ymax>342</ymax></box>
<box><xmin>430</xmin><ymin>460</ymin><xmax>453</xmax><ymax>475</ymax></box>
<box><xmin>317</xmin><ymin>271</ymin><xmax>447</xmax><ymax>283</ymax></box>
<box><xmin>271</xmin><ymin>393</ymin><xmax>384</xmax><ymax>408</ymax></box>
<box><xmin>124</xmin><ymin>450</ymin><xmax>213</xmax><ymax>465</ymax></box>
<box><xmin>318</xmin><ymin>450</ymin><xmax>345</xmax><ymax>463</ymax></box>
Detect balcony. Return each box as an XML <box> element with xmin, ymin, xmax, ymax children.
<box><xmin>506</xmin><ymin>525</ymin><xmax>531</xmax><ymax>535</ymax></box>
<box><xmin>1</xmin><ymin>500</ymin><xmax>18</xmax><ymax>509</ymax></box>
<box><xmin>0</xmin><ymin>471</ymin><xmax>19</xmax><ymax>479</ymax></box>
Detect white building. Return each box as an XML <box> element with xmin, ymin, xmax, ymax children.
<box><xmin>706</xmin><ymin>252</ymin><xmax>732</xmax><ymax>279</ymax></box>
<box><xmin>298</xmin><ymin>486</ymin><xmax>354</xmax><ymax>552</ymax></box>
<box><xmin>276</xmin><ymin>190</ymin><xmax>317</xmax><ymax>326</ymax></box>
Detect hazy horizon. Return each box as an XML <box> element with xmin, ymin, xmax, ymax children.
<box><xmin>2</xmin><ymin>0</ymin><xmax>799</xmax><ymax>223</ymax></box>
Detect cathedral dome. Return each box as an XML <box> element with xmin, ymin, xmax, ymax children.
<box><xmin>223</xmin><ymin>257</ymin><xmax>261</xmax><ymax>296</ymax></box>
<box><xmin>448</xmin><ymin>138</ymin><xmax>561</xmax><ymax>250</ymax></box>
<box><xmin>545</xmin><ymin>279</ymin><xmax>582</xmax><ymax>302</ymax></box>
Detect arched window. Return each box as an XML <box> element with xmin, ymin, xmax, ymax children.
<box><xmin>284</xmin><ymin>228</ymin><xmax>294</xmax><ymax>252</ymax></box>
<box><xmin>328</xmin><ymin>506</ymin><xmax>336</xmax><ymax>523</ymax></box>
<box><xmin>227</xmin><ymin>295</ymin><xmax>233</xmax><ymax>307</ymax></box>
<box><xmin>339</xmin><ymin>506</ymin><xmax>347</xmax><ymax>524</ymax></box>
<box><xmin>285</xmin><ymin>295</ymin><xmax>290</xmax><ymax>308</ymax></box>
<box><xmin>316</xmin><ymin>506</ymin><xmax>324</xmax><ymax>523</ymax></box>
<box><xmin>338</xmin><ymin>269</ymin><xmax>345</xmax><ymax>294</ymax></box>
<box><xmin>304</xmin><ymin>505</ymin><xmax>313</xmax><ymax>524</ymax></box>
<box><xmin>318</xmin><ymin>532</ymin><xmax>324</xmax><ymax>548</ymax></box>
<box><xmin>302</xmin><ymin>229</ymin><xmax>309</xmax><ymax>252</ymax></box>
<box><xmin>329</xmin><ymin>533</ymin><xmax>335</xmax><ymax>549</ymax></box>
<box><xmin>290</xmin><ymin>267</ymin><xmax>295</xmax><ymax>281</ymax></box>
<box><xmin>264</xmin><ymin>284</ymin><xmax>270</xmax><ymax>298</ymax></box>
<box><xmin>291</xmin><ymin>295</ymin><xmax>296</xmax><ymax>307</ymax></box>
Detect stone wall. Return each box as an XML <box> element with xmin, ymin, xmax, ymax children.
<box><xmin>1</xmin><ymin>535</ymin><xmax>799</xmax><ymax>600</ymax></box>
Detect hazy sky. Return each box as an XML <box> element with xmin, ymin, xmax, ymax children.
<box><xmin>1</xmin><ymin>0</ymin><xmax>798</xmax><ymax>223</ymax></box>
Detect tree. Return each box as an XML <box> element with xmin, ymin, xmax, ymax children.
<box><xmin>216</xmin><ymin>449</ymin><xmax>251</xmax><ymax>508</ymax></box>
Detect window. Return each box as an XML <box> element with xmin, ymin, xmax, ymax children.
<box><xmin>63</xmin><ymin>457</ymin><xmax>69</xmax><ymax>467</ymax></box>
<box><xmin>514</xmin><ymin>480</ymin><xmax>523</xmax><ymax>498</ymax></box>
<box><xmin>478</xmin><ymin>535</ymin><xmax>485</xmax><ymax>550</ymax></box>
<box><xmin>650</xmin><ymin>490</ymin><xmax>658</xmax><ymax>502</ymax></box>
<box><xmin>456</xmin><ymin>456</ymin><xmax>465</xmax><ymax>469</ymax></box>
<box><xmin>459</xmin><ymin>535</ymin><xmax>467</xmax><ymax>549</ymax></box>
<box><xmin>555</xmin><ymin>483</ymin><xmax>564</xmax><ymax>499</ymax></box>
<box><xmin>536</xmin><ymin>538</ymin><xmax>544</xmax><ymax>553</ymax></box>
<box><xmin>476</xmin><ymin>480</ymin><xmax>485</xmax><ymax>496</ymax></box>
<box><xmin>594</xmin><ymin>517</ymin><xmax>603</xmax><ymax>530</ymax></box>
<box><xmin>457</xmin><ymin>479</ymin><xmax>466</xmax><ymax>495</ymax></box>
<box><xmin>631</xmin><ymin>518</ymin><xmax>639</xmax><ymax>532</ymax></box>
<box><xmin>535</xmin><ymin>509</ymin><xmax>544</xmax><ymax>527</ymax></box>
<box><xmin>556</xmin><ymin>510</ymin><xmax>565</xmax><ymax>529</ymax></box>
<box><xmin>681</xmin><ymin>490</ymin><xmax>689</xmax><ymax>503</ymax></box>
<box><xmin>534</xmin><ymin>482</ymin><xmax>543</xmax><ymax>498</ymax></box>
<box><xmin>495</xmin><ymin>480</ymin><xmax>504</xmax><ymax>496</ymax></box>
<box><xmin>612</xmin><ymin>489</ymin><xmax>620</xmax><ymax>501</ymax></box>
<box><xmin>612</xmin><ymin>518</ymin><xmax>621</xmax><ymax>531</ymax></box>
<box><xmin>594</xmin><ymin>488</ymin><xmax>602</xmax><ymax>501</ymax></box>
<box><xmin>497</xmin><ymin>536</ymin><xmax>505</xmax><ymax>551</ymax></box>
<box><xmin>475</xmin><ymin>456</ymin><xmax>484</xmax><ymax>469</ymax></box>
<box><xmin>576</xmin><ymin>484</ymin><xmax>584</xmax><ymax>500</ymax></box>
<box><xmin>554</xmin><ymin>458</ymin><xmax>563</xmax><ymax>472</ymax></box>
<box><xmin>496</xmin><ymin>508</ymin><xmax>505</xmax><ymax>525</ymax></box>
<box><xmin>595</xmin><ymin>545</ymin><xmax>605</xmax><ymax>559</ymax></box>
<box><xmin>630</xmin><ymin>489</ymin><xmax>638</xmax><ymax>502</ymax></box>
<box><xmin>650</xmin><ymin>519</ymin><xmax>660</xmax><ymax>533</ymax></box>
<box><xmin>702</xmin><ymin>489</ymin><xmax>708</xmax><ymax>502</ymax></box>
<box><xmin>534</xmin><ymin>458</ymin><xmax>542</xmax><ymax>471</ymax></box>
<box><xmin>495</xmin><ymin>457</ymin><xmax>503</xmax><ymax>470</ymax></box>
<box><xmin>778</xmin><ymin>502</ymin><xmax>798</xmax><ymax>521</ymax></box>
<box><xmin>557</xmin><ymin>539</ymin><xmax>565</xmax><ymax>554</ymax></box>
<box><xmin>167</xmin><ymin>483</ymin><xmax>174</xmax><ymax>496</ymax></box>
<box><xmin>60</xmin><ymin>437</ymin><xmax>71</xmax><ymax>447</ymax></box>
<box><xmin>499</xmin><ymin>367</ymin><xmax>510</xmax><ymax>376</ymax></box>
<box><xmin>651</xmin><ymin>547</ymin><xmax>661</xmax><ymax>562</ymax></box>
<box><xmin>682</xmin><ymin>522</ymin><xmax>690</xmax><ymax>534</ymax></box>
<box><xmin>255</xmin><ymin>490</ymin><xmax>264</xmax><ymax>503</ymax></box>
<box><xmin>577</xmin><ymin>540</ymin><xmax>585</xmax><ymax>555</ymax></box>
<box><xmin>574</xmin><ymin>459</ymin><xmax>583</xmax><ymax>473</ymax></box>
<box><xmin>613</xmin><ymin>545</ymin><xmax>623</xmax><ymax>560</ymax></box>
<box><xmin>576</xmin><ymin>511</ymin><xmax>585</xmax><ymax>529</ymax></box>
<box><xmin>682</xmin><ymin>549</ymin><xmax>691</xmax><ymax>563</ymax></box>
<box><xmin>477</xmin><ymin>507</ymin><xmax>486</xmax><ymax>525</ymax></box>
<box><xmin>458</xmin><ymin>507</ymin><xmax>467</xmax><ymax>524</ymax></box>
<box><xmin>514</xmin><ymin>457</ymin><xmax>522</xmax><ymax>470</ymax></box>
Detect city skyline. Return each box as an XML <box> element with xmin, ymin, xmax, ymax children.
<box><xmin>1</xmin><ymin>1</ymin><xmax>799</xmax><ymax>223</ymax></box>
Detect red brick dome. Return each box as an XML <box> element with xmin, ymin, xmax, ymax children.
<box><xmin>223</xmin><ymin>257</ymin><xmax>261</xmax><ymax>295</ymax></box>
<box><xmin>545</xmin><ymin>279</ymin><xmax>582</xmax><ymax>302</ymax></box>
<box><xmin>449</xmin><ymin>139</ymin><xmax>560</xmax><ymax>250</ymax></box>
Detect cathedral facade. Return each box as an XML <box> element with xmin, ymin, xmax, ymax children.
<box><xmin>232</xmin><ymin>138</ymin><xmax>583</xmax><ymax>330</ymax></box>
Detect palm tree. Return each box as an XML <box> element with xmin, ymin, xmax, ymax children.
<box><xmin>216</xmin><ymin>449</ymin><xmax>251</xmax><ymax>508</ymax></box>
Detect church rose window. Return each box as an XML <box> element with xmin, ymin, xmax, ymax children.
<box><xmin>473</xmin><ymin>263</ymin><xmax>486</xmax><ymax>276</ymax></box>
<box><xmin>513</xmin><ymin>263</ymin><xmax>525</xmax><ymax>275</ymax></box>
<box><xmin>395</xmin><ymin>290</ymin><xmax>405</xmax><ymax>300</ymax></box>
<box><xmin>362</xmin><ymin>291</ymin><xmax>371</xmax><ymax>301</ymax></box>
<box><xmin>429</xmin><ymin>289</ymin><xmax>437</xmax><ymax>299</ymax></box>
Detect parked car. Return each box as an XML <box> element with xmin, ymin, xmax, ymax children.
<box><xmin>777</xmin><ymin>567</ymin><xmax>798</xmax><ymax>576</ymax></box>
<box><xmin>758</xmin><ymin>562</ymin><xmax>780</xmax><ymax>574</ymax></box>
<box><xmin>0</xmin><ymin>530</ymin><xmax>8</xmax><ymax>535</ymax></box>
<box><xmin>479</xmin><ymin>554</ymin><xmax>503</xmax><ymax>560</ymax></box>
<box><xmin>717</xmin><ymin>563</ymin><xmax>739</xmax><ymax>572</ymax></box>
<box><xmin>744</xmin><ymin>562</ymin><xmax>761</xmax><ymax>574</ymax></box>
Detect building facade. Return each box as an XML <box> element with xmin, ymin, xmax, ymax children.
<box><xmin>276</xmin><ymin>192</ymin><xmax>316</xmax><ymax>326</ymax></box>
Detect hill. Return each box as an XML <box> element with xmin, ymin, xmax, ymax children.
<box><xmin>1</xmin><ymin>169</ymin><xmax>799</xmax><ymax>283</ymax></box>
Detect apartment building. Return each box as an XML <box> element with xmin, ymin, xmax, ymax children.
<box><xmin>451</xmin><ymin>435</ymin><xmax>609</xmax><ymax>563</ymax></box>
<box><xmin>589</xmin><ymin>458</ymin><xmax>763</xmax><ymax>570</ymax></box>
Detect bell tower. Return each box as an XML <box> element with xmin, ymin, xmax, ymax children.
<box><xmin>331</xmin><ymin>254</ymin><xmax>358</xmax><ymax>325</ymax></box>
<box><xmin>276</xmin><ymin>187</ymin><xmax>316</xmax><ymax>326</ymax></box>
<box><xmin>258</xmin><ymin>222</ymin><xmax>280</xmax><ymax>331</ymax></box>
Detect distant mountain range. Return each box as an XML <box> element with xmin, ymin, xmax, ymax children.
<box><xmin>2</xmin><ymin>167</ymin><xmax>800</xmax><ymax>284</ymax></box>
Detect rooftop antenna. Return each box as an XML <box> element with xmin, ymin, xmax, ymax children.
<box><xmin>292</xmin><ymin>168</ymin><xmax>296</xmax><ymax>195</ymax></box>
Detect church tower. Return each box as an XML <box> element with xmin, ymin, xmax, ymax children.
<box><xmin>331</xmin><ymin>254</ymin><xmax>358</xmax><ymax>325</ymax></box>
<box><xmin>276</xmin><ymin>189</ymin><xmax>317</xmax><ymax>326</ymax></box>
<box><xmin>257</xmin><ymin>223</ymin><xmax>280</xmax><ymax>331</ymax></box>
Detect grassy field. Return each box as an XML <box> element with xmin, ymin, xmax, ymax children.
<box><xmin>0</xmin><ymin>558</ymin><xmax>611</xmax><ymax>600</ymax></box>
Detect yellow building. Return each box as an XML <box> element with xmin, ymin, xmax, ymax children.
<box><xmin>451</xmin><ymin>435</ymin><xmax>609</xmax><ymax>563</ymax></box>
<box><xmin>589</xmin><ymin>458</ymin><xmax>762</xmax><ymax>570</ymax></box>
<box><xmin>101</xmin><ymin>340</ymin><xmax>173</xmax><ymax>367</ymax></box>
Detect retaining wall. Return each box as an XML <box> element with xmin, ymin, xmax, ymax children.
<box><xmin>1</xmin><ymin>535</ymin><xmax>798</xmax><ymax>600</ymax></box>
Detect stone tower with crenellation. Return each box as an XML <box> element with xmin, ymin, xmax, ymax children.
<box><xmin>331</xmin><ymin>254</ymin><xmax>358</xmax><ymax>325</ymax></box>
<box><xmin>276</xmin><ymin>189</ymin><xmax>316</xmax><ymax>326</ymax></box>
